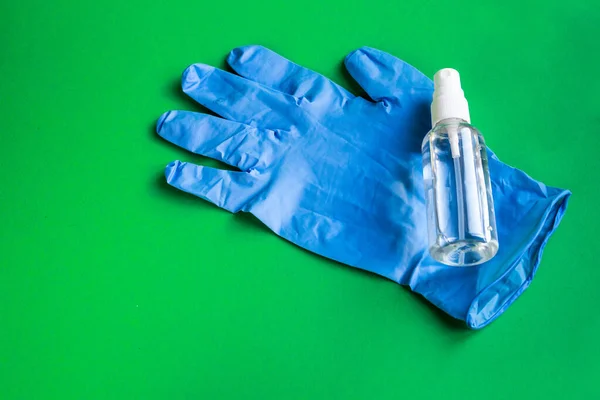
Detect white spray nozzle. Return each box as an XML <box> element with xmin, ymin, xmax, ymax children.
<box><xmin>431</xmin><ymin>68</ymin><xmax>470</xmax><ymax>127</ymax></box>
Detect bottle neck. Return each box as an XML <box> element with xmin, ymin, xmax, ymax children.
<box><xmin>434</xmin><ymin>118</ymin><xmax>470</xmax><ymax>128</ymax></box>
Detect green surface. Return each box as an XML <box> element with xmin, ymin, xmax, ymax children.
<box><xmin>1</xmin><ymin>0</ymin><xmax>598</xmax><ymax>398</ymax></box>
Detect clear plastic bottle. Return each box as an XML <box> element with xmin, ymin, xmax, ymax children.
<box><xmin>422</xmin><ymin>69</ymin><xmax>498</xmax><ymax>266</ymax></box>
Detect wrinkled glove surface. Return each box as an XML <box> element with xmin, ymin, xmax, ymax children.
<box><xmin>157</xmin><ymin>45</ymin><xmax>570</xmax><ymax>328</ymax></box>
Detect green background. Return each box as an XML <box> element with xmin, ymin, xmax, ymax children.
<box><xmin>1</xmin><ymin>0</ymin><xmax>598</xmax><ymax>398</ymax></box>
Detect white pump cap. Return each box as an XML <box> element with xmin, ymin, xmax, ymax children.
<box><xmin>431</xmin><ymin>68</ymin><xmax>470</xmax><ymax>126</ymax></box>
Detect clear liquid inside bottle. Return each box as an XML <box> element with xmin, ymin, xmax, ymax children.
<box><xmin>422</xmin><ymin>118</ymin><xmax>498</xmax><ymax>266</ymax></box>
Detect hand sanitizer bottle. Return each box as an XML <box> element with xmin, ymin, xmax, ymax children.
<box><xmin>422</xmin><ymin>68</ymin><xmax>498</xmax><ymax>266</ymax></box>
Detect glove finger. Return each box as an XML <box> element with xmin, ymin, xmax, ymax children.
<box><xmin>226</xmin><ymin>45</ymin><xmax>354</xmax><ymax>104</ymax></box>
<box><xmin>165</xmin><ymin>161</ymin><xmax>263</xmax><ymax>213</ymax></box>
<box><xmin>344</xmin><ymin>47</ymin><xmax>433</xmax><ymax>104</ymax></box>
<box><xmin>157</xmin><ymin>110</ymin><xmax>285</xmax><ymax>171</ymax></box>
<box><xmin>182</xmin><ymin>63</ymin><xmax>298</xmax><ymax>129</ymax></box>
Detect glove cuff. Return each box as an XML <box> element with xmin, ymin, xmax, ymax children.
<box><xmin>466</xmin><ymin>188</ymin><xmax>571</xmax><ymax>329</ymax></box>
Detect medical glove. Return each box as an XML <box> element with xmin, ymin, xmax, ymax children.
<box><xmin>156</xmin><ymin>45</ymin><xmax>570</xmax><ymax>329</ymax></box>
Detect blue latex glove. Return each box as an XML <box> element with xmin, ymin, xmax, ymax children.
<box><xmin>157</xmin><ymin>45</ymin><xmax>570</xmax><ymax>328</ymax></box>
